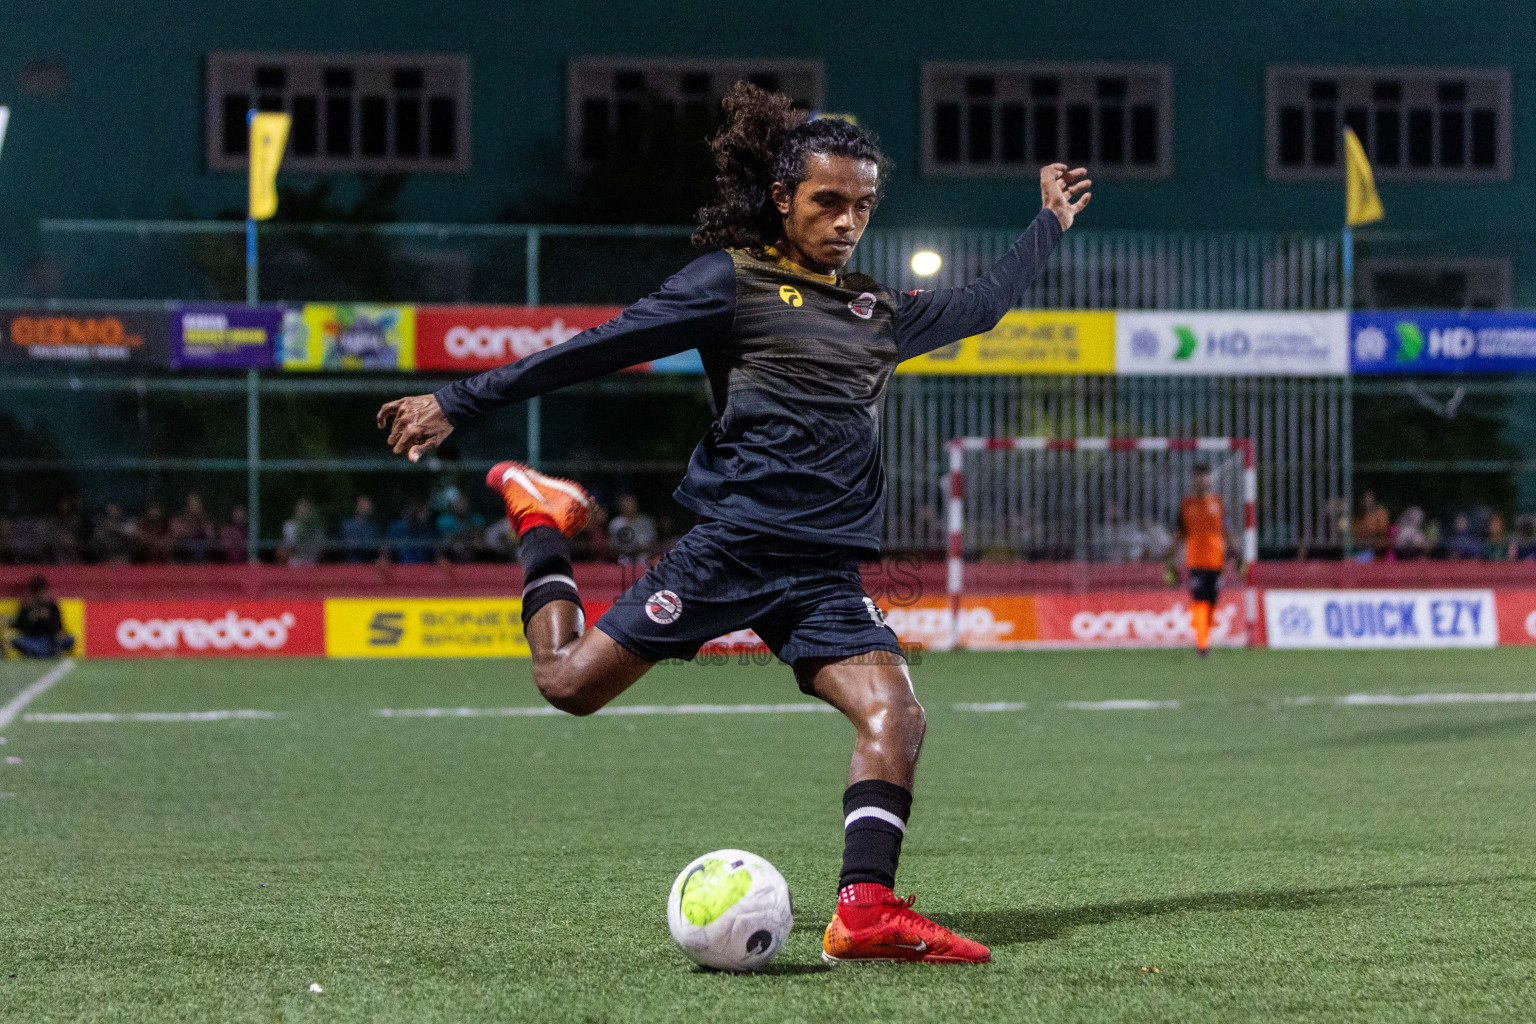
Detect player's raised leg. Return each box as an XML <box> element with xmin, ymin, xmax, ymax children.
<box><xmin>800</xmin><ymin>653</ymin><xmax>991</xmax><ymax>965</ymax></box>
<box><xmin>487</xmin><ymin>460</ymin><xmax>653</xmax><ymax>715</ymax></box>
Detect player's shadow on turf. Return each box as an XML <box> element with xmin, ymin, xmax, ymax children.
<box><xmin>693</xmin><ymin>964</ymin><xmax>832</xmax><ymax>976</ymax></box>
<box><xmin>931</xmin><ymin>878</ymin><xmax>1513</xmax><ymax>947</ymax></box>
<box><xmin>1309</xmin><ymin>712</ymin><xmax>1536</xmax><ymax>749</ymax></box>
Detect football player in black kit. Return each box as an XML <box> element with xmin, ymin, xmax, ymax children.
<box><xmin>380</xmin><ymin>83</ymin><xmax>1090</xmax><ymax>964</ymax></box>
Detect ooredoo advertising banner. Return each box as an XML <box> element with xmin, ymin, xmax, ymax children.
<box><xmin>85</xmin><ymin>601</ymin><xmax>325</xmax><ymax>658</ymax></box>
<box><xmin>1117</xmin><ymin>312</ymin><xmax>1349</xmax><ymax>376</ymax></box>
<box><xmin>897</xmin><ymin>311</ymin><xmax>1116</xmax><ymax>375</ymax></box>
<box><xmin>1033</xmin><ymin>591</ymin><xmax>1249</xmax><ymax>648</ymax></box>
<box><xmin>1494</xmin><ymin>589</ymin><xmax>1536</xmax><ymax>646</ymax></box>
<box><xmin>324</xmin><ymin>598</ymin><xmax>530</xmax><ymax>657</ymax></box>
<box><xmin>1350</xmin><ymin>311</ymin><xmax>1536</xmax><ymax>374</ymax></box>
<box><xmin>0</xmin><ymin>310</ymin><xmax>171</xmax><ymax>365</ymax></box>
<box><xmin>281</xmin><ymin>304</ymin><xmax>416</xmax><ymax>370</ymax></box>
<box><xmin>1264</xmin><ymin>589</ymin><xmax>1497</xmax><ymax>649</ymax></box>
<box><xmin>416</xmin><ymin>305</ymin><xmax>622</xmax><ymax>372</ymax></box>
<box><xmin>171</xmin><ymin>304</ymin><xmax>281</xmax><ymax>369</ymax></box>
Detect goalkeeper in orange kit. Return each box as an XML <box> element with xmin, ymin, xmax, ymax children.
<box><xmin>1166</xmin><ymin>463</ymin><xmax>1244</xmax><ymax>656</ymax></box>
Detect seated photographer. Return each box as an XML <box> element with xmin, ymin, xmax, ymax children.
<box><xmin>10</xmin><ymin>575</ymin><xmax>75</xmax><ymax>659</ymax></box>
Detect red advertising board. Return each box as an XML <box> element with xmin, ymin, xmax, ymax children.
<box><xmin>415</xmin><ymin>306</ymin><xmax>622</xmax><ymax>372</ymax></box>
<box><xmin>1495</xmin><ymin>589</ymin><xmax>1536</xmax><ymax>645</ymax></box>
<box><xmin>1032</xmin><ymin>590</ymin><xmax>1250</xmax><ymax>648</ymax></box>
<box><xmin>86</xmin><ymin>601</ymin><xmax>326</xmax><ymax>658</ymax></box>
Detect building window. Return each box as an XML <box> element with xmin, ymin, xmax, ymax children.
<box><xmin>566</xmin><ymin>58</ymin><xmax>823</xmax><ymax>169</ymax></box>
<box><xmin>1361</xmin><ymin>258</ymin><xmax>1511</xmax><ymax>310</ymax></box>
<box><xmin>1267</xmin><ymin>66</ymin><xmax>1509</xmax><ymax>180</ymax></box>
<box><xmin>922</xmin><ymin>62</ymin><xmax>1171</xmax><ymax>178</ymax></box>
<box><xmin>206</xmin><ymin>52</ymin><xmax>470</xmax><ymax>172</ymax></box>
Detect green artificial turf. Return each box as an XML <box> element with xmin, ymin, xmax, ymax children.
<box><xmin>2</xmin><ymin>649</ymin><xmax>1535</xmax><ymax>1022</ymax></box>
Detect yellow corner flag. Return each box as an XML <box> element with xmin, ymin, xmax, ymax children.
<box><xmin>248</xmin><ymin>112</ymin><xmax>291</xmax><ymax>221</ymax></box>
<box><xmin>1344</xmin><ymin>127</ymin><xmax>1383</xmax><ymax>227</ymax></box>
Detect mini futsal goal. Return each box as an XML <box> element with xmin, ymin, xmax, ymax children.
<box><xmin>941</xmin><ymin>436</ymin><xmax>1259</xmax><ymax>650</ymax></box>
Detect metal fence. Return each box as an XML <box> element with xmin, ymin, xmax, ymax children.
<box><xmin>882</xmin><ymin>375</ymin><xmax>1351</xmax><ymax>554</ymax></box>
<box><xmin>28</xmin><ymin>220</ymin><xmax>1343</xmax><ymax>309</ymax></box>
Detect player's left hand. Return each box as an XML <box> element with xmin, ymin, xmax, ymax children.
<box><xmin>1041</xmin><ymin>164</ymin><xmax>1091</xmax><ymax>230</ymax></box>
<box><xmin>378</xmin><ymin>393</ymin><xmax>454</xmax><ymax>462</ymax></box>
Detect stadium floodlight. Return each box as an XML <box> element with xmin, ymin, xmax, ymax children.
<box><xmin>910</xmin><ymin>250</ymin><xmax>942</xmax><ymax>276</ymax></box>
<box><xmin>0</xmin><ymin>107</ymin><xmax>9</xmax><ymax>164</ymax></box>
<box><xmin>942</xmin><ymin>435</ymin><xmax>1259</xmax><ymax>650</ymax></box>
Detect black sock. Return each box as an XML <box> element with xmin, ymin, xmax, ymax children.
<box><xmin>839</xmin><ymin>779</ymin><xmax>912</xmax><ymax>890</ymax></box>
<box><xmin>517</xmin><ymin>526</ymin><xmax>582</xmax><ymax>627</ymax></box>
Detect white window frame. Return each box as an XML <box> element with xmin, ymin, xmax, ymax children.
<box><xmin>921</xmin><ymin>61</ymin><xmax>1172</xmax><ymax>179</ymax></box>
<box><xmin>206</xmin><ymin>51</ymin><xmax>471</xmax><ymax>173</ymax></box>
<box><xmin>1266</xmin><ymin>64</ymin><xmax>1510</xmax><ymax>182</ymax></box>
<box><xmin>566</xmin><ymin>56</ymin><xmax>824</xmax><ymax>171</ymax></box>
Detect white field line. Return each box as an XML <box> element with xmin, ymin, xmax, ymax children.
<box><xmin>23</xmin><ymin>710</ymin><xmax>282</xmax><ymax>724</ymax></box>
<box><xmin>374</xmin><ymin>703</ymin><xmax>839</xmax><ymax>718</ymax></box>
<box><xmin>0</xmin><ymin>659</ymin><xmax>76</xmax><ymax>731</ymax></box>
<box><xmin>1059</xmin><ymin>699</ymin><xmax>1182</xmax><ymax>711</ymax></box>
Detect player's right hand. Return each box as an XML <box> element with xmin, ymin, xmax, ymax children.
<box><xmin>378</xmin><ymin>393</ymin><xmax>454</xmax><ymax>462</ymax></box>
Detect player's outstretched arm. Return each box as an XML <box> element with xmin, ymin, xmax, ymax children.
<box><xmin>376</xmin><ymin>250</ymin><xmax>737</xmax><ymax>461</ymax></box>
<box><xmin>893</xmin><ymin>164</ymin><xmax>1090</xmax><ymax>363</ymax></box>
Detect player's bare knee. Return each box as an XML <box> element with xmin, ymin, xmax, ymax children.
<box><xmin>531</xmin><ymin>662</ymin><xmax>602</xmax><ymax>716</ymax></box>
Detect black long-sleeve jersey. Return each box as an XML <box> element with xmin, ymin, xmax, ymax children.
<box><xmin>437</xmin><ymin>208</ymin><xmax>1065</xmax><ymax>554</ymax></box>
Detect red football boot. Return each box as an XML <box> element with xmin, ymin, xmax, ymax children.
<box><xmin>485</xmin><ymin>460</ymin><xmax>595</xmax><ymax>538</ymax></box>
<box><xmin>822</xmin><ymin>884</ymin><xmax>991</xmax><ymax>964</ymax></box>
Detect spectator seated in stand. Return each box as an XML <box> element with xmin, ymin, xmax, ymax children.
<box><xmin>340</xmin><ymin>495</ymin><xmax>384</xmax><ymax>564</ymax></box>
<box><xmin>279</xmin><ymin>498</ymin><xmax>326</xmax><ymax>566</ymax></box>
<box><xmin>1446</xmin><ymin>513</ymin><xmax>1482</xmax><ymax>560</ymax></box>
<box><xmin>1483</xmin><ymin>512</ymin><xmax>1514</xmax><ymax>561</ymax></box>
<box><xmin>169</xmin><ymin>492</ymin><xmax>217</xmax><ymax>564</ymax></box>
<box><xmin>386</xmin><ymin>499</ymin><xmax>437</xmax><ymax>565</ymax></box>
<box><xmin>608</xmin><ymin>492</ymin><xmax>658</xmax><ymax>565</ymax></box>
<box><xmin>8</xmin><ymin>575</ymin><xmax>74</xmax><ymax>659</ymax></box>
<box><xmin>435</xmin><ymin>494</ymin><xmax>485</xmax><ymax>564</ymax></box>
<box><xmin>219</xmin><ymin>505</ymin><xmax>250</xmax><ymax>564</ymax></box>
<box><xmin>90</xmin><ymin>503</ymin><xmax>136</xmax><ymax>564</ymax></box>
<box><xmin>135</xmin><ymin>502</ymin><xmax>172</xmax><ymax>564</ymax></box>
<box><xmin>1515</xmin><ymin>515</ymin><xmax>1536</xmax><ymax>561</ymax></box>
<box><xmin>1352</xmin><ymin>490</ymin><xmax>1391</xmax><ymax>558</ymax></box>
<box><xmin>1392</xmin><ymin>506</ymin><xmax>1429</xmax><ymax>560</ymax></box>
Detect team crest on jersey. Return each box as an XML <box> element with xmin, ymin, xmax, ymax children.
<box><xmin>848</xmin><ymin>292</ymin><xmax>877</xmax><ymax>319</ymax></box>
<box><xmin>778</xmin><ymin>285</ymin><xmax>803</xmax><ymax>307</ymax></box>
<box><xmin>645</xmin><ymin>590</ymin><xmax>683</xmax><ymax>625</ymax></box>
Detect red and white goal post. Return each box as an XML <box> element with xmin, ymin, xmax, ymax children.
<box><xmin>943</xmin><ymin>436</ymin><xmax>1259</xmax><ymax>650</ymax></box>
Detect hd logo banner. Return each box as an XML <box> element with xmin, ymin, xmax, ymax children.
<box><xmin>1264</xmin><ymin>589</ymin><xmax>1498</xmax><ymax>649</ymax></box>
<box><xmin>325</xmin><ymin>598</ymin><xmax>530</xmax><ymax>658</ymax></box>
<box><xmin>898</xmin><ymin>311</ymin><xmax>1115</xmax><ymax>375</ymax></box>
<box><xmin>1117</xmin><ymin>312</ymin><xmax>1348</xmax><ymax>376</ymax></box>
<box><xmin>1351</xmin><ymin>311</ymin><xmax>1536</xmax><ymax>374</ymax></box>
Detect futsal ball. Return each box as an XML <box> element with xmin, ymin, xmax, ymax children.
<box><xmin>666</xmin><ymin>849</ymin><xmax>793</xmax><ymax>971</ymax></box>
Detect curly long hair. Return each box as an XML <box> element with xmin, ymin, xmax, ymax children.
<box><xmin>691</xmin><ymin>82</ymin><xmax>890</xmax><ymax>251</ymax></box>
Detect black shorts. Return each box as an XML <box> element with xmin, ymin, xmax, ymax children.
<box><xmin>595</xmin><ymin>518</ymin><xmax>904</xmax><ymax>680</ymax></box>
<box><xmin>1189</xmin><ymin>568</ymin><xmax>1222</xmax><ymax>604</ymax></box>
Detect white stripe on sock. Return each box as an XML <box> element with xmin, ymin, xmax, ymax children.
<box><xmin>523</xmin><ymin>573</ymin><xmax>577</xmax><ymax>598</ymax></box>
<box><xmin>844</xmin><ymin>806</ymin><xmax>907</xmax><ymax>833</ymax></box>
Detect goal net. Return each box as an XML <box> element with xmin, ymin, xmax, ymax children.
<box><xmin>937</xmin><ymin>436</ymin><xmax>1258</xmax><ymax>650</ymax></box>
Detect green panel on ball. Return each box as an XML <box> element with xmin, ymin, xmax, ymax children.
<box><xmin>679</xmin><ymin>858</ymin><xmax>752</xmax><ymax>927</ymax></box>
